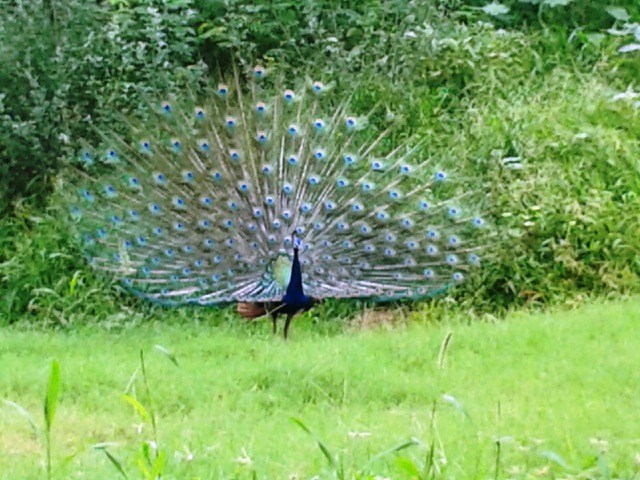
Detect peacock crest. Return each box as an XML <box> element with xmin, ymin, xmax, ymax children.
<box><xmin>63</xmin><ymin>65</ymin><xmax>489</xmax><ymax>310</ymax></box>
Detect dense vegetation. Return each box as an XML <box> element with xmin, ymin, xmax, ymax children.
<box><xmin>1</xmin><ymin>0</ymin><xmax>639</xmax><ymax>325</ymax></box>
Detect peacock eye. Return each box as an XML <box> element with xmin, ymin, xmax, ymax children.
<box><xmin>283</xmin><ymin>89</ymin><xmax>295</xmax><ymax>102</ymax></box>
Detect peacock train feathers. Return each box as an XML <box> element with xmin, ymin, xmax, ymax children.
<box><xmin>63</xmin><ymin>65</ymin><xmax>490</xmax><ymax>311</ymax></box>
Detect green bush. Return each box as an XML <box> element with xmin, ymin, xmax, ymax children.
<box><xmin>436</xmin><ymin>71</ymin><xmax>640</xmax><ymax>307</ymax></box>
<box><xmin>0</xmin><ymin>0</ymin><xmax>205</xmax><ymax>213</ymax></box>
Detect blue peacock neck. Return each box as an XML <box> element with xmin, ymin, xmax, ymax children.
<box><xmin>282</xmin><ymin>245</ymin><xmax>314</xmax><ymax>311</ymax></box>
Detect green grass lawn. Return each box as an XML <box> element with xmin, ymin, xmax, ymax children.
<box><xmin>1</xmin><ymin>299</ymin><xmax>640</xmax><ymax>479</ymax></box>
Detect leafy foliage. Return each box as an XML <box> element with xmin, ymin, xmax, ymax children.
<box><xmin>0</xmin><ymin>0</ymin><xmax>204</xmax><ymax>212</ymax></box>
<box><xmin>1</xmin><ymin>0</ymin><xmax>639</xmax><ymax>323</ymax></box>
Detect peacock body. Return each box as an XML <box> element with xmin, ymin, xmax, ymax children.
<box><xmin>64</xmin><ymin>65</ymin><xmax>488</xmax><ymax>334</ymax></box>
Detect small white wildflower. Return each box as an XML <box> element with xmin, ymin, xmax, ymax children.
<box><xmin>236</xmin><ymin>448</ymin><xmax>252</xmax><ymax>465</ymax></box>
<box><xmin>523</xmin><ymin>221</ymin><xmax>535</xmax><ymax>227</ymax></box>
<box><xmin>574</xmin><ymin>132</ymin><xmax>589</xmax><ymax>140</ymax></box>
<box><xmin>404</xmin><ymin>31</ymin><xmax>418</xmax><ymax>38</ymax></box>
<box><xmin>148</xmin><ymin>441</ymin><xmax>157</xmax><ymax>450</ymax></box>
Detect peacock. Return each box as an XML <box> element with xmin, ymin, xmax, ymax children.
<box><xmin>62</xmin><ymin>65</ymin><xmax>489</xmax><ymax>338</ymax></box>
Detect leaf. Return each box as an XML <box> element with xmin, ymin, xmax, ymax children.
<box><xmin>154</xmin><ymin>344</ymin><xmax>179</xmax><ymax>367</ymax></box>
<box><xmin>150</xmin><ymin>450</ymin><xmax>167</xmax><ymax>478</ymax></box>
<box><xmin>69</xmin><ymin>270</ymin><xmax>80</xmax><ymax>295</ymax></box>
<box><xmin>543</xmin><ymin>0</ymin><xmax>572</xmax><ymax>6</ymax></box>
<box><xmin>44</xmin><ymin>359</ymin><xmax>61</xmax><ymax>434</ymax></box>
<box><xmin>122</xmin><ymin>394</ymin><xmax>152</xmax><ymax>423</ymax></box>
<box><xmin>619</xmin><ymin>43</ymin><xmax>640</xmax><ymax>53</ymax></box>
<box><xmin>481</xmin><ymin>2</ymin><xmax>510</xmax><ymax>16</ymax></box>
<box><xmin>606</xmin><ymin>6</ymin><xmax>630</xmax><ymax>21</ymax></box>
<box><xmin>395</xmin><ymin>456</ymin><xmax>421</xmax><ymax>477</ymax></box>
<box><xmin>3</xmin><ymin>400</ymin><xmax>40</xmax><ymax>436</ymax></box>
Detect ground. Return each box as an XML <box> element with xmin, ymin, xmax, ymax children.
<box><xmin>1</xmin><ymin>299</ymin><xmax>639</xmax><ymax>479</ymax></box>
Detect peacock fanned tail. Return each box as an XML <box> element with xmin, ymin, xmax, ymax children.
<box><xmin>62</xmin><ymin>65</ymin><xmax>489</xmax><ymax>307</ymax></box>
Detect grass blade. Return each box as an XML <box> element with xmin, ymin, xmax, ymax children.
<box><xmin>362</xmin><ymin>438</ymin><xmax>420</xmax><ymax>470</ymax></box>
<box><xmin>437</xmin><ymin>332</ymin><xmax>453</xmax><ymax>369</ymax></box>
<box><xmin>441</xmin><ymin>393</ymin><xmax>474</xmax><ymax>424</ymax></box>
<box><xmin>43</xmin><ymin>359</ymin><xmax>61</xmax><ymax>480</ymax></box>
<box><xmin>291</xmin><ymin>417</ymin><xmax>340</xmax><ymax>474</ymax></box>
<box><xmin>150</xmin><ymin>450</ymin><xmax>167</xmax><ymax>478</ymax></box>
<box><xmin>3</xmin><ymin>400</ymin><xmax>40</xmax><ymax>437</ymax></box>
<box><xmin>44</xmin><ymin>359</ymin><xmax>61</xmax><ymax>434</ymax></box>
<box><xmin>153</xmin><ymin>344</ymin><xmax>179</xmax><ymax>367</ymax></box>
<box><xmin>122</xmin><ymin>394</ymin><xmax>151</xmax><ymax>423</ymax></box>
<box><xmin>93</xmin><ymin>445</ymin><xmax>129</xmax><ymax>480</ymax></box>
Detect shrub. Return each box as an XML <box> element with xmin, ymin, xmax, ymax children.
<box><xmin>0</xmin><ymin>0</ymin><xmax>205</xmax><ymax>213</ymax></box>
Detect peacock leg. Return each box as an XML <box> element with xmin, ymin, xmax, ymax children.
<box><xmin>271</xmin><ymin>312</ymin><xmax>278</xmax><ymax>335</ymax></box>
<box><xmin>283</xmin><ymin>313</ymin><xmax>294</xmax><ymax>339</ymax></box>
